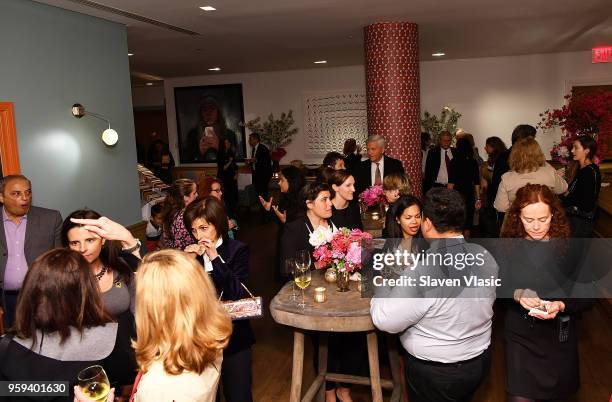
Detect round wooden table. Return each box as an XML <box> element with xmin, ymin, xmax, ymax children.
<box><xmin>270</xmin><ymin>271</ymin><xmax>403</xmax><ymax>402</ymax></box>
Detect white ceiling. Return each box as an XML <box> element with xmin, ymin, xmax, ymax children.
<box><xmin>35</xmin><ymin>0</ymin><xmax>612</xmax><ymax>86</ymax></box>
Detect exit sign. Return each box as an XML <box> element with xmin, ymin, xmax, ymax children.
<box><xmin>592</xmin><ymin>47</ymin><xmax>612</xmax><ymax>63</ymax></box>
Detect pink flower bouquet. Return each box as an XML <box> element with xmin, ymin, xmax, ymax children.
<box><xmin>358</xmin><ymin>185</ymin><xmax>386</xmax><ymax>207</ymax></box>
<box><xmin>310</xmin><ymin>227</ymin><xmax>372</xmax><ymax>273</ymax></box>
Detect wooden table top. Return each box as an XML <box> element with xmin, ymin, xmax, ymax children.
<box><xmin>270</xmin><ymin>270</ymin><xmax>374</xmax><ymax>332</ymax></box>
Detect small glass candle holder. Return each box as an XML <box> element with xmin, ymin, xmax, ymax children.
<box><xmin>371</xmin><ymin>212</ymin><xmax>380</xmax><ymax>221</ymax></box>
<box><xmin>313</xmin><ymin>287</ymin><xmax>327</xmax><ymax>303</ymax></box>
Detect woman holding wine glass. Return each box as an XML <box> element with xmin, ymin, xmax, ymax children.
<box><xmin>0</xmin><ymin>249</ymin><xmax>136</xmax><ymax>401</ymax></box>
<box><xmin>183</xmin><ymin>196</ymin><xmax>255</xmax><ymax>402</ymax></box>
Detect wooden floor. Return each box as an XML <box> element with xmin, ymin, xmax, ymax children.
<box><xmin>238</xmin><ymin>215</ymin><xmax>612</xmax><ymax>402</ymax></box>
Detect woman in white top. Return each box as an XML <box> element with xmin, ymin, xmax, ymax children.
<box><xmin>130</xmin><ymin>250</ymin><xmax>232</xmax><ymax>402</ymax></box>
<box><xmin>494</xmin><ymin>137</ymin><xmax>567</xmax><ymax>213</ymax></box>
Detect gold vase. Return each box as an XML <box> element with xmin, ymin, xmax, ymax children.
<box><xmin>324</xmin><ymin>268</ymin><xmax>337</xmax><ymax>283</ymax></box>
<box><xmin>336</xmin><ymin>270</ymin><xmax>350</xmax><ymax>292</ymax></box>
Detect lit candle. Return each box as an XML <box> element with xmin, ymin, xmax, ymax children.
<box><xmin>371</xmin><ymin>212</ymin><xmax>380</xmax><ymax>221</ymax></box>
<box><xmin>314</xmin><ymin>287</ymin><xmax>327</xmax><ymax>303</ymax></box>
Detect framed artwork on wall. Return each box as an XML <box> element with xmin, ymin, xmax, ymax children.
<box><xmin>0</xmin><ymin>102</ymin><xmax>21</xmax><ymax>176</ymax></box>
<box><xmin>174</xmin><ymin>84</ymin><xmax>246</xmax><ymax>164</ymax></box>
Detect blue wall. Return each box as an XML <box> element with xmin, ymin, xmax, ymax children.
<box><xmin>0</xmin><ymin>0</ymin><xmax>141</xmax><ymax>225</ymax></box>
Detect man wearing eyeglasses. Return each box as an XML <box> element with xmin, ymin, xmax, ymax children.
<box><xmin>0</xmin><ymin>175</ymin><xmax>62</xmax><ymax>327</ymax></box>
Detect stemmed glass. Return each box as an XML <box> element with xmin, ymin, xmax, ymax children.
<box><xmin>294</xmin><ymin>250</ymin><xmax>312</xmax><ymax>308</ymax></box>
<box><xmin>284</xmin><ymin>258</ymin><xmax>297</xmax><ymax>301</ymax></box>
<box><xmin>77</xmin><ymin>365</ymin><xmax>110</xmax><ymax>402</ymax></box>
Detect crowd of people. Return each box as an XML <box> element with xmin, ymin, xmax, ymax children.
<box><xmin>0</xmin><ymin>122</ymin><xmax>604</xmax><ymax>402</ymax></box>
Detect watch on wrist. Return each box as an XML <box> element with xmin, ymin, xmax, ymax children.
<box><xmin>122</xmin><ymin>238</ymin><xmax>141</xmax><ymax>253</ymax></box>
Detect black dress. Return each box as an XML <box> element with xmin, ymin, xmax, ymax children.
<box><xmin>560</xmin><ymin>163</ymin><xmax>601</xmax><ymax>237</ymax></box>
<box><xmin>448</xmin><ymin>156</ymin><xmax>480</xmax><ymax>230</ymax></box>
<box><xmin>331</xmin><ymin>201</ymin><xmax>363</xmax><ymax>230</ymax></box>
<box><xmin>501</xmin><ymin>240</ymin><xmax>592</xmax><ymax>399</ymax></box>
<box><xmin>272</xmin><ymin>195</ymin><xmax>304</xmax><ymax>282</ymax></box>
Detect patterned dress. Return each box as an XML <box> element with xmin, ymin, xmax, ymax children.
<box><xmin>162</xmin><ymin>209</ymin><xmax>195</xmax><ymax>251</ymax></box>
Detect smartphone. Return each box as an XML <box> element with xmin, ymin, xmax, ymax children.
<box><xmin>204</xmin><ymin>126</ymin><xmax>214</xmax><ymax>137</ymax></box>
<box><xmin>558</xmin><ymin>315</ymin><xmax>570</xmax><ymax>343</ymax></box>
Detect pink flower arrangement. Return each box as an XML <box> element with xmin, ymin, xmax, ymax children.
<box><xmin>310</xmin><ymin>227</ymin><xmax>372</xmax><ymax>273</ymax></box>
<box><xmin>538</xmin><ymin>90</ymin><xmax>612</xmax><ymax>164</ymax></box>
<box><xmin>358</xmin><ymin>185</ymin><xmax>386</xmax><ymax>207</ymax></box>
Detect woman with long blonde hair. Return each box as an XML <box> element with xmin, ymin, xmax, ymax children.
<box><xmin>130</xmin><ymin>250</ymin><xmax>232</xmax><ymax>402</ymax></box>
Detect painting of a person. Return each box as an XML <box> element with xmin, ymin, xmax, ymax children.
<box><xmin>185</xmin><ymin>97</ymin><xmax>237</xmax><ymax>163</ymax></box>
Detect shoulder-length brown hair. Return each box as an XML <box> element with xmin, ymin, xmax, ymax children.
<box><xmin>14</xmin><ymin>249</ymin><xmax>113</xmax><ymax>346</ymax></box>
<box><xmin>500</xmin><ymin>183</ymin><xmax>570</xmax><ymax>238</ymax></box>
<box><xmin>162</xmin><ymin>179</ymin><xmax>196</xmax><ymax>236</ymax></box>
<box><xmin>133</xmin><ymin>250</ymin><xmax>232</xmax><ymax>375</ymax></box>
<box><xmin>184</xmin><ymin>196</ymin><xmax>229</xmax><ymax>241</ymax></box>
<box><xmin>509</xmin><ymin>137</ymin><xmax>545</xmax><ymax>173</ymax></box>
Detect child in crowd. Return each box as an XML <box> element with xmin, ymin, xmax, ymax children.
<box><xmin>146</xmin><ymin>203</ymin><xmax>164</xmax><ymax>252</ymax></box>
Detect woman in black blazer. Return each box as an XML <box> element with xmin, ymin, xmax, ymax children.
<box><xmin>278</xmin><ymin>182</ymin><xmax>336</xmax><ymax>272</ymax></box>
<box><xmin>184</xmin><ymin>197</ymin><xmax>255</xmax><ymax>402</ymax></box>
<box><xmin>560</xmin><ymin>135</ymin><xmax>601</xmax><ymax>238</ymax></box>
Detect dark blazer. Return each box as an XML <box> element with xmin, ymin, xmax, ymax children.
<box><xmin>198</xmin><ymin>239</ymin><xmax>255</xmax><ymax>356</ymax></box>
<box><xmin>423</xmin><ymin>146</ymin><xmax>458</xmax><ymax>192</ymax></box>
<box><xmin>250</xmin><ymin>142</ymin><xmax>272</xmax><ymax>195</ymax></box>
<box><xmin>278</xmin><ymin>217</ymin><xmax>338</xmax><ymax>274</ymax></box>
<box><xmin>0</xmin><ymin>205</ymin><xmax>62</xmax><ymax>291</ymax></box>
<box><xmin>489</xmin><ymin>147</ymin><xmax>511</xmax><ymax>203</ymax></box>
<box><xmin>355</xmin><ymin>155</ymin><xmax>405</xmax><ymax>195</ymax></box>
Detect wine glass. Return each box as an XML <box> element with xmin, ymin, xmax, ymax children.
<box><xmin>284</xmin><ymin>258</ymin><xmax>297</xmax><ymax>301</ymax></box>
<box><xmin>77</xmin><ymin>365</ymin><xmax>110</xmax><ymax>402</ymax></box>
<box><xmin>294</xmin><ymin>264</ymin><xmax>312</xmax><ymax>309</ymax></box>
<box><xmin>295</xmin><ymin>249</ymin><xmax>311</xmax><ymax>271</ymax></box>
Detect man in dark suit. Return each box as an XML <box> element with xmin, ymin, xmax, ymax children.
<box><xmin>0</xmin><ymin>175</ymin><xmax>62</xmax><ymax>327</ymax></box>
<box><xmin>247</xmin><ymin>133</ymin><xmax>272</xmax><ymax>222</ymax></box>
<box><xmin>355</xmin><ymin>135</ymin><xmax>405</xmax><ymax>195</ymax></box>
<box><xmin>423</xmin><ymin>131</ymin><xmax>457</xmax><ymax>193</ymax></box>
<box><xmin>247</xmin><ymin>132</ymin><xmax>272</xmax><ymax>199</ymax></box>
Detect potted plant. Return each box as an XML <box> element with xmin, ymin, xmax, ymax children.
<box><xmin>538</xmin><ymin>89</ymin><xmax>612</xmax><ymax>180</ymax></box>
<box><xmin>245</xmin><ymin>110</ymin><xmax>298</xmax><ymax>171</ymax></box>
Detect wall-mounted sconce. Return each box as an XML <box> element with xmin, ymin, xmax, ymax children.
<box><xmin>71</xmin><ymin>103</ymin><xmax>119</xmax><ymax>146</ymax></box>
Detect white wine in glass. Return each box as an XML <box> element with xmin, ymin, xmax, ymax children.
<box><xmin>77</xmin><ymin>365</ymin><xmax>110</xmax><ymax>402</ymax></box>
<box><xmin>294</xmin><ymin>265</ymin><xmax>311</xmax><ymax>308</ymax></box>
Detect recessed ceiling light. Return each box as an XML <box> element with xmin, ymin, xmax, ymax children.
<box><xmin>314</xmin><ymin>60</ymin><xmax>327</xmax><ymax>64</ymax></box>
<box><xmin>146</xmin><ymin>82</ymin><xmax>153</xmax><ymax>86</ymax></box>
<box><xmin>432</xmin><ymin>52</ymin><xmax>446</xmax><ymax>57</ymax></box>
<box><xmin>208</xmin><ymin>67</ymin><xmax>221</xmax><ymax>71</ymax></box>
<box><xmin>128</xmin><ymin>53</ymin><xmax>134</xmax><ymax>56</ymax></box>
<box><xmin>200</xmin><ymin>6</ymin><xmax>216</xmax><ymax>11</ymax></box>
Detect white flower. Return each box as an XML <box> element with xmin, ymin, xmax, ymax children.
<box><xmin>309</xmin><ymin>226</ymin><xmax>334</xmax><ymax>247</ymax></box>
<box><xmin>558</xmin><ymin>146</ymin><xmax>570</xmax><ymax>158</ymax></box>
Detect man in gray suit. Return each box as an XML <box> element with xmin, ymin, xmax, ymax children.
<box><xmin>371</xmin><ymin>188</ymin><xmax>498</xmax><ymax>402</ymax></box>
<box><xmin>0</xmin><ymin>175</ymin><xmax>62</xmax><ymax>326</ymax></box>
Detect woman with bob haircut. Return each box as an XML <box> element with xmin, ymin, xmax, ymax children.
<box><xmin>382</xmin><ymin>172</ymin><xmax>412</xmax><ymax>238</ymax></box>
<box><xmin>0</xmin><ymin>249</ymin><xmax>136</xmax><ymax>400</ymax></box>
<box><xmin>161</xmin><ymin>178</ymin><xmax>198</xmax><ymax>250</ymax></box>
<box><xmin>500</xmin><ymin>184</ymin><xmax>591</xmax><ymax>402</ymax></box>
<box><xmin>494</xmin><ymin>138</ymin><xmax>567</xmax><ymax>213</ymax></box>
<box><xmin>198</xmin><ymin>177</ymin><xmax>239</xmax><ymax>239</ymax></box>
<box><xmin>183</xmin><ymin>196</ymin><xmax>255</xmax><ymax>402</ymax></box>
<box><xmin>128</xmin><ymin>250</ymin><xmax>232</xmax><ymax>402</ymax></box>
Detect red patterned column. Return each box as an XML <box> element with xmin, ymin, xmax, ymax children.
<box><xmin>364</xmin><ymin>22</ymin><xmax>422</xmax><ymax>196</ymax></box>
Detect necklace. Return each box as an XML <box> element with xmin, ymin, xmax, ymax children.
<box><xmin>95</xmin><ymin>265</ymin><xmax>108</xmax><ymax>281</ymax></box>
